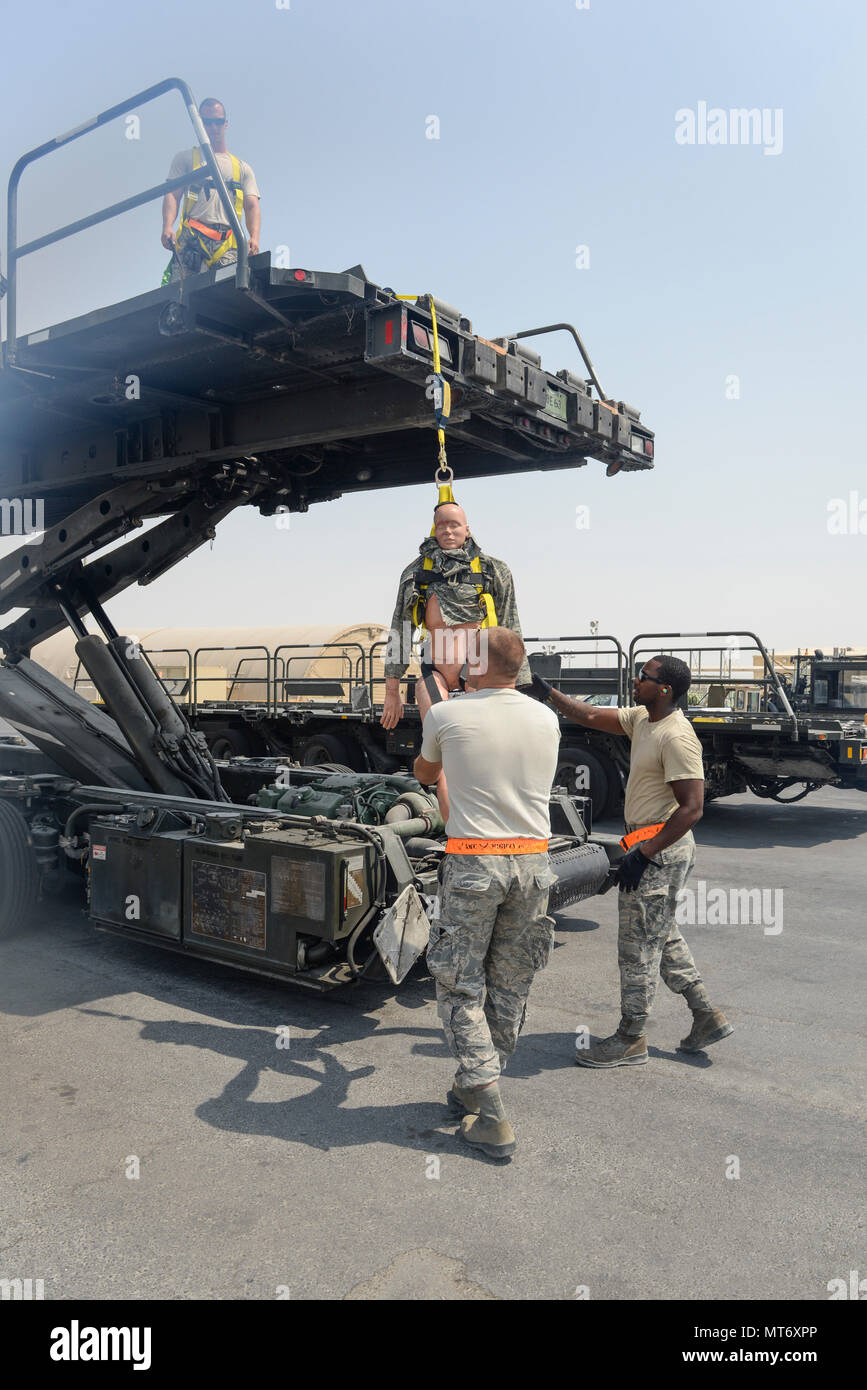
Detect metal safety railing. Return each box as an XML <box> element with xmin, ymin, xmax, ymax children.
<box><xmin>69</xmin><ymin>639</ymin><xmax>381</xmax><ymax>714</ymax></box>
<box><xmin>192</xmin><ymin>645</ymin><xmax>270</xmax><ymax>713</ymax></box>
<box><xmin>524</xmin><ymin>634</ymin><xmax>628</xmax><ymax>705</ymax></box>
<box><xmin>3</xmin><ymin>76</ymin><xmax>249</xmax><ymax>369</ymax></box>
<box><xmin>627</xmin><ymin>631</ymin><xmax>798</xmax><ymax>730</ymax></box>
<box><xmin>145</xmin><ymin>648</ymin><xmax>193</xmax><ymax>698</ymax></box>
<box><xmin>71</xmin><ymin>646</ymin><xmax>193</xmax><ymax>702</ymax></box>
<box><xmin>272</xmin><ymin>643</ymin><xmax>367</xmax><ymax>707</ymax></box>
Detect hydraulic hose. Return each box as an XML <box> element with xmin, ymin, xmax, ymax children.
<box><xmin>62</xmin><ymin>802</ymin><xmax>126</xmax><ymax>857</ymax></box>
<box><xmin>338</xmin><ymin>822</ymin><xmax>389</xmax><ymax>980</ymax></box>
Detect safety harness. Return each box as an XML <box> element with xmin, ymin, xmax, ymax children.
<box><xmin>411</xmin><ymin>551</ymin><xmax>497</xmax><ymax>631</ymax></box>
<box><xmin>410</xmin><ymin>295</ymin><xmax>499</xmax><ymax>633</ymax></box>
<box><xmin>177</xmin><ymin>147</ymin><xmax>245</xmax><ymax>268</ymax></box>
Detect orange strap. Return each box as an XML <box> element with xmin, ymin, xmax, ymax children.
<box><xmin>620</xmin><ymin>822</ymin><xmax>665</xmax><ymax>851</ymax></box>
<box><xmin>446</xmin><ymin>837</ymin><xmax>548</xmax><ymax>855</ymax></box>
<box><xmin>187</xmin><ymin>218</ymin><xmax>229</xmax><ymax>241</ymax></box>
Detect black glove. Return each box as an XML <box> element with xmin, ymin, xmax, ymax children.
<box><xmin>521</xmin><ymin>673</ymin><xmax>554</xmax><ymax>703</ymax></box>
<box><xmin>616</xmin><ymin>845</ymin><xmax>658</xmax><ymax>892</ymax></box>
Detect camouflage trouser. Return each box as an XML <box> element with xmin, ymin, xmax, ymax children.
<box><xmin>618</xmin><ymin>834</ymin><xmax>707</xmax><ymax>1035</ymax></box>
<box><xmin>426</xmin><ymin>852</ymin><xmax>557</xmax><ymax>1088</ymax></box>
<box><xmin>168</xmin><ymin>230</ymin><xmax>237</xmax><ymax>281</ymax></box>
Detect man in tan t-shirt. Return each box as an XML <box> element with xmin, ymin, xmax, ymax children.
<box><xmin>532</xmin><ymin>654</ymin><xmax>733</xmax><ymax>1066</ymax></box>
<box><xmin>161</xmin><ymin>97</ymin><xmax>260</xmax><ymax>281</ymax></box>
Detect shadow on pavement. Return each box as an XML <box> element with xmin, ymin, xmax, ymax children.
<box><xmin>75</xmin><ymin>1006</ymin><xmax>492</xmax><ymax>1161</ymax></box>
<box><xmin>552</xmin><ymin>910</ymin><xmax>602</xmax><ymax>935</ymax></box>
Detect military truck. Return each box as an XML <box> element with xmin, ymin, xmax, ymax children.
<box><xmin>0</xmin><ymin>78</ymin><xmax>651</xmax><ymax>987</ymax></box>
<box><xmin>791</xmin><ymin>652</ymin><xmax>867</xmax><ymax>718</ymax></box>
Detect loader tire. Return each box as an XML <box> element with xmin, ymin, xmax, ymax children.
<box><xmin>298</xmin><ymin>733</ymin><xmax>358</xmax><ymax>769</ymax></box>
<box><xmin>556</xmin><ymin>747</ymin><xmax>612</xmax><ymax>823</ymax></box>
<box><xmin>0</xmin><ymin>800</ymin><xmax>39</xmax><ymax>937</ymax></box>
<box><xmin>205</xmin><ymin>725</ymin><xmax>255</xmax><ymax>760</ymax></box>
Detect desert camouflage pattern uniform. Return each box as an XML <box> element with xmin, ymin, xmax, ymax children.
<box><xmin>384</xmin><ymin>536</ymin><xmax>532</xmax><ymax>686</ymax></box>
<box><xmin>426</xmin><ymin>851</ymin><xmax>557</xmax><ymax>1087</ymax></box>
<box><xmin>617</xmin><ymin>831</ymin><xmax>709</xmax><ymax>1036</ymax></box>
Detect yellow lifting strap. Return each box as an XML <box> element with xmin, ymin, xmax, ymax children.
<box><xmin>426</xmin><ymin>297</ymin><xmax>496</xmax><ymax>628</ymax></box>
<box><xmin>179</xmin><ymin>148</ymin><xmax>245</xmax><ymax>267</ymax></box>
<box><xmin>396</xmin><ymin>293</ymin><xmax>498</xmax><ymax>632</ymax></box>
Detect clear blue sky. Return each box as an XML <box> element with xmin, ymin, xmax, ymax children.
<box><xmin>1</xmin><ymin>0</ymin><xmax>865</xmax><ymax>651</ymax></box>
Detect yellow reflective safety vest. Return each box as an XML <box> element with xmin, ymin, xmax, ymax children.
<box><xmin>178</xmin><ymin>148</ymin><xmax>245</xmax><ymax>267</ymax></box>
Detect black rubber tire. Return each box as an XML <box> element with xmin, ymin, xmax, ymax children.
<box><xmin>298</xmin><ymin>733</ymin><xmax>356</xmax><ymax>768</ymax></box>
<box><xmin>556</xmin><ymin>747</ymin><xmax>611</xmax><ymax>823</ymax></box>
<box><xmin>307</xmin><ymin>762</ymin><xmax>355</xmax><ymax>775</ymax></box>
<box><xmin>0</xmin><ymin>800</ymin><xmax>40</xmax><ymax>937</ymax></box>
<box><xmin>205</xmin><ymin>725</ymin><xmax>255</xmax><ymax>760</ymax></box>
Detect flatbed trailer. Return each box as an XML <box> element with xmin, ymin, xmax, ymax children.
<box><xmin>0</xmin><ymin>78</ymin><xmax>650</xmax><ymax>987</ymax></box>
<box><xmin>52</xmin><ymin>628</ymin><xmax>867</xmax><ymax>819</ymax></box>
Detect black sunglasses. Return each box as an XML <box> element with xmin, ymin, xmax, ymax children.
<box><xmin>202</xmin><ymin>117</ymin><xmax>226</xmax><ymax>126</ymax></box>
<box><xmin>636</xmin><ymin>667</ymin><xmax>665</xmax><ymax>684</ymax></box>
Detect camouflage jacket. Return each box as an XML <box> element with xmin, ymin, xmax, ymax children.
<box><xmin>385</xmin><ymin>535</ymin><xmax>531</xmax><ymax>685</ymax></box>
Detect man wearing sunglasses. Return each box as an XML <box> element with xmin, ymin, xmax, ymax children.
<box><xmin>161</xmin><ymin>98</ymin><xmax>260</xmax><ymax>281</ymax></box>
<box><xmin>532</xmin><ymin>654</ymin><xmax>732</xmax><ymax>1066</ymax></box>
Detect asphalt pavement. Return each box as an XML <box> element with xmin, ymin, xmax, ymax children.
<box><xmin>1</xmin><ymin>787</ymin><xmax>864</xmax><ymax>1300</ymax></box>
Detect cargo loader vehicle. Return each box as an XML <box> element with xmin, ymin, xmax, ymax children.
<box><xmin>0</xmin><ymin>79</ymin><xmax>651</xmax><ymax>986</ymax></box>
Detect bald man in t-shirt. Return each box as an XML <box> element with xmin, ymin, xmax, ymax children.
<box><xmin>532</xmin><ymin>653</ymin><xmax>733</xmax><ymax>1066</ymax></box>
<box><xmin>414</xmin><ymin>628</ymin><xmax>560</xmax><ymax>1160</ymax></box>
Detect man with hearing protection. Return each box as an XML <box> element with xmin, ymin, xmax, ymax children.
<box><xmin>532</xmin><ymin>654</ymin><xmax>733</xmax><ymax>1066</ymax></box>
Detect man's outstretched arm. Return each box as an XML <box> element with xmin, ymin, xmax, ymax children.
<box><xmin>540</xmin><ymin>684</ymin><xmax>625</xmax><ymax>735</ymax></box>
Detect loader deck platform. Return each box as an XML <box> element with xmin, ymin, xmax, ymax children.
<box><xmin>0</xmin><ymin>256</ymin><xmax>653</xmax><ymax>528</ymax></box>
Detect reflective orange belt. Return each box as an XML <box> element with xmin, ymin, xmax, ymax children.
<box><xmin>187</xmin><ymin>218</ymin><xmax>229</xmax><ymax>241</ymax></box>
<box><xmin>446</xmin><ymin>837</ymin><xmax>548</xmax><ymax>855</ymax></box>
<box><xmin>620</xmin><ymin>822</ymin><xmax>665</xmax><ymax>851</ymax></box>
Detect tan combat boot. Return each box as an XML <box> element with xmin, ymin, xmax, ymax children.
<box><xmin>679</xmin><ymin>1007</ymin><xmax>733</xmax><ymax>1052</ymax></box>
<box><xmin>446</xmin><ymin>1080</ymin><xmax>482</xmax><ymax>1118</ymax></box>
<box><xmin>575</xmin><ymin>1027</ymin><xmax>648</xmax><ymax>1068</ymax></box>
<box><xmin>459</xmin><ymin>1083</ymin><xmax>516</xmax><ymax>1159</ymax></box>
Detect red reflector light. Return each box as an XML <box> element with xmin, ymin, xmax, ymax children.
<box><xmin>293</xmin><ymin>269</ymin><xmax>307</xmax><ymax>282</ymax></box>
<box><xmin>411</xmin><ymin>323</ymin><xmax>431</xmax><ymax>352</ymax></box>
<box><xmin>645</xmin><ymin>439</ymin><xmax>654</xmax><ymax>457</ymax></box>
<box><xmin>385</xmin><ymin>319</ymin><xmax>394</xmax><ymax>344</ymax></box>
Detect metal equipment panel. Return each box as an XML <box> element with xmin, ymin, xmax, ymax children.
<box><xmin>89</xmin><ymin>822</ymin><xmax>185</xmax><ymax>939</ymax></box>
<box><xmin>189</xmin><ymin>856</ymin><xmax>267</xmax><ymax>950</ymax></box>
